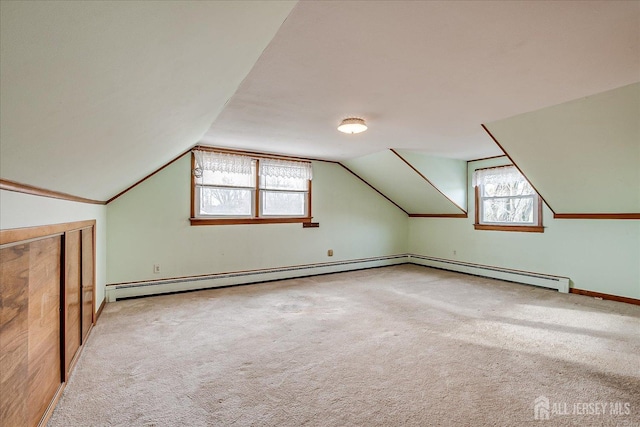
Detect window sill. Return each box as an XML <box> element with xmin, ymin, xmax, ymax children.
<box><xmin>473</xmin><ymin>224</ymin><xmax>544</xmax><ymax>233</ymax></box>
<box><xmin>190</xmin><ymin>217</ymin><xmax>312</xmax><ymax>226</ymax></box>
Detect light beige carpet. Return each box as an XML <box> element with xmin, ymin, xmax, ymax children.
<box><xmin>48</xmin><ymin>265</ymin><xmax>640</xmax><ymax>426</ymax></box>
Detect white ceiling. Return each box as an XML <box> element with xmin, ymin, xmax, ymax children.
<box><xmin>203</xmin><ymin>0</ymin><xmax>640</xmax><ymax>161</ymax></box>
<box><xmin>0</xmin><ymin>1</ymin><xmax>295</xmax><ymax>200</ymax></box>
<box><xmin>1</xmin><ymin>1</ymin><xmax>638</xmax><ymax>202</ymax></box>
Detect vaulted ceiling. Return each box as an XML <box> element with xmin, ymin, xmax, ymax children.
<box><xmin>1</xmin><ymin>1</ymin><xmax>638</xmax><ymax>208</ymax></box>
<box><xmin>0</xmin><ymin>1</ymin><xmax>295</xmax><ymax>200</ymax></box>
<box><xmin>203</xmin><ymin>1</ymin><xmax>639</xmax><ymax>161</ymax></box>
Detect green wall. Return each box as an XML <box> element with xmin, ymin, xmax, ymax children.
<box><xmin>0</xmin><ymin>152</ymin><xmax>640</xmax><ymax>301</ymax></box>
<box><xmin>408</xmin><ymin>157</ymin><xmax>640</xmax><ymax>299</ymax></box>
<box><xmin>106</xmin><ymin>155</ymin><xmax>408</xmax><ymax>284</ymax></box>
<box><xmin>105</xmin><ymin>152</ymin><xmax>639</xmax><ymax>300</ymax></box>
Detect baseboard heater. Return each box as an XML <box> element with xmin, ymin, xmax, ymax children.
<box><xmin>408</xmin><ymin>254</ymin><xmax>570</xmax><ymax>293</ymax></box>
<box><xmin>106</xmin><ymin>254</ymin><xmax>569</xmax><ymax>301</ymax></box>
<box><xmin>106</xmin><ymin>254</ymin><xmax>407</xmax><ymax>301</ymax></box>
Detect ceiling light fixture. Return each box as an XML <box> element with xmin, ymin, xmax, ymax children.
<box><xmin>337</xmin><ymin>117</ymin><xmax>367</xmax><ymax>134</ymax></box>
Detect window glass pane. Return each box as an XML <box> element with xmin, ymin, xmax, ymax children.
<box><xmin>482</xmin><ymin>196</ymin><xmax>534</xmax><ymax>224</ymax></box>
<box><xmin>199</xmin><ymin>187</ymin><xmax>253</xmax><ymax>216</ymax></box>
<box><xmin>199</xmin><ymin>163</ymin><xmax>256</xmax><ymax>187</ymax></box>
<box><xmin>261</xmin><ymin>191</ymin><xmax>306</xmax><ymax>216</ymax></box>
<box><xmin>260</xmin><ymin>175</ymin><xmax>308</xmax><ymax>191</ymax></box>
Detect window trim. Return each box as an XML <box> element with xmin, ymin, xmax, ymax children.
<box><xmin>473</xmin><ymin>166</ymin><xmax>544</xmax><ymax>233</ymax></box>
<box><xmin>190</xmin><ymin>150</ymin><xmax>312</xmax><ymax>226</ymax></box>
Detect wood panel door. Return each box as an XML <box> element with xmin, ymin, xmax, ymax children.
<box><xmin>81</xmin><ymin>228</ymin><xmax>94</xmax><ymax>343</ymax></box>
<box><xmin>0</xmin><ymin>243</ymin><xmax>30</xmax><ymax>426</ymax></box>
<box><xmin>27</xmin><ymin>237</ymin><xmax>62</xmax><ymax>427</ymax></box>
<box><xmin>1</xmin><ymin>220</ymin><xmax>96</xmax><ymax>426</ymax></box>
<box><xmin>0</xmin><ymin>237</ymin><xmax>62</xmax><ymax>427</ymax></box>
<box><xmin>64</xmin><ymin>230</ymin><xmax>82</xmax><ymax>380</ymax></box>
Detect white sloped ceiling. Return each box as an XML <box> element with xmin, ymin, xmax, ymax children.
<box><xmin>392</xmin><ymin>150</ymin><xmax>468</xmax><ymax>211</ymax></box>
<box><xmin>0</xmin><ymin>1</ymin><xmax>295</xmax><ymax>201</ymax></box>
<box><xmin>342</xmin><ymin>150</ymin><xmax>466</xmax><ymax>215</ymax></box>
<box><xmin>485</xmin><ymin>83</ymin><xmax>639</xmax><ymax>214</ymax></box>
<box><xmin>202</xmin><ymin>1</ymin><xmax>639</xmax><ymax>162</ymax></box>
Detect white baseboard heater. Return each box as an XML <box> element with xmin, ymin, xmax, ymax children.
<box><xmin>408</xmin><ymin>254</ymin><xmax>570</xmax><ymax>293</ymax></box>
<box><xmin>106</xmin><ymin>254</ymin><xmax>570</xmax><ymax>301</ymax></box>
<box><xmin>106</xmin><ymin>255</ymin><xmax>407</xmax><ymax>301</ymax></box>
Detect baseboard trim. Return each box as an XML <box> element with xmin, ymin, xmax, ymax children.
<box><xmin>37</xmin><ymin>383</ymin><xmax>66</xmax><ymax>427</ymax></box>
<box><xmin>65</xmin><ymin>343</ymin><xmax>84</xmax><ymax>382</ymax></box>
<box><xmin>95</xmin><ymin>298</ymin><xmax>106</xmax><ymax>322</ymax></box>
<box><xmin>408</xmin><ymin>254</ymin><xmax>570</xmax><ymax>293</ymax></box>
<box><xmin>106</xmin><ymin>254</ymin><xmax>408</xmax><ymax>301</ymax></box>
<box><xmin>569</xmin><ymin>288</ymin><xmax>640</xmax><ymax>306</ymax></box>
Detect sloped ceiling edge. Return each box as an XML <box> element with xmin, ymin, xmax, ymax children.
<box><xmin>342</xmin><ymin>150</ymin><xmax>467</xmax><ymax>216</ymax></box>
<box><xmin>391</xmin><ymin>150</ymin><xmax>467</xmax><ymax>212</ymax></box>
<box><xmin>485</xmin><ymin>83</ymin><xmax>640</xmax><ymax>215</ymax></box>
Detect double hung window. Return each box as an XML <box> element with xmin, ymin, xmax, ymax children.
<box><xmin>473</xmin><ymin>165</ymin><xmax>543</xmax><ymax>232</ymax></box>
<box><xmin>192</xmin><ymin>150</ymin><xmax>312</xmax><ymax>225</ymax></box>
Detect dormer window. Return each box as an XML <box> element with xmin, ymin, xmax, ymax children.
<box><xmin>473</xmin><ymin>165</ymin><xmax>544</xmax><ymax>233</ymax></box>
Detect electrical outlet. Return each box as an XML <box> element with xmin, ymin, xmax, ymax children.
<box><xmin>453</xmin><ymin>250</ymin><xmax>457</xmax><ymax>256</ymax></box>
<box><xmin>153</xmin><ymin>264</ymin><xmax>161</xmax><ymax>274</ymax></box>
<box><xmin>327</xmin><ymin>249</ymin><xmax>333</xmax><ymax>257</ymax></box>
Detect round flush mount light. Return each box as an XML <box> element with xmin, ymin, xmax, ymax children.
<box><xmin>337</xmin><ymin>117</ymin><xmax>367</xmax><ymax>134</ymax></box>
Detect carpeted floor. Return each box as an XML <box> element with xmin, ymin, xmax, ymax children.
<box><xmin>48</xmin><ymin>264</ymin><xmax>640</xmax><ymax>426</ymax></box>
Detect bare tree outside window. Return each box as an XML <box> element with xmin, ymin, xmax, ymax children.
<box><xmin>193</xmin><ymin>151</ymin><xmax>311</xmax><ymax>220</ymax></box>
<box><xmin>475</xmin><ymin>166</ymin><xmax>540</xmax><ymax>227</ymax></box>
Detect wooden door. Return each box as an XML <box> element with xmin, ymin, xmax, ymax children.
<box><xmin>64</xmin><ymin>230</ymin><xmax>82</xmax><ymax>380</ymax></box>
<box><xmin>1</xmin><ymin>220</ymin><xmax>96</xmax><ymax>426</ymax></box>
<box><xmin>0</xmin><ymin>236</ymin><xmax>62</xmax><ymax>427</ymax></box>
<box><xmin>27</xmin><ymin>237</ymin><xmax>62</xmax><ymax>427</ymax></box>
<box><xmin>0</xmin><ymin>243</ymin><xmax>30</xmax><ymax>426</ymax></box>
<box><xmin>81</xmin><ymin>227</ymin><xmax>94</xmax><ymax>342</ymax></box>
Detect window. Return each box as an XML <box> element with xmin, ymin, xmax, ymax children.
<box><xmin>191</xmin><ymin>150</ymin><xmax>312</xmax><ymax>225</ymax></box>
<box><xmin>473</xmin><ymin>165</ymin><xmax>543</xmax><ymax>232</ymax></box>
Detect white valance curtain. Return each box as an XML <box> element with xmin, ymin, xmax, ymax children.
<box><xmin>472</xmin><ymin>165</ymin><xmax>523</xmax><ymax>187</ymax></box>
<box><xmin>193</xmin><ymin>150</ymin><xmax>312</xmax><ymax>181</ymax></box>
<box><xmin>193</xmin><ymin>150</ymin><xmax>253</xmax><ymax>178</ymax></box>
<box><xmin>259</xmin><ymin>158</ymin><xmax>312</xmax><ymax>180</ymax></box>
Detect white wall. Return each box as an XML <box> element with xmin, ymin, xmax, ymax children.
<box><xmin>106</xmin><ymin>155</ymin><xmax>408</xmax><ymax>284</ymax></box>
<box><xmin>0</xmin><ymin>190</ymin><xmax>107</xmax><ymax>307</ymax></box>
<box><xmin>408</xmin><ymin>157</ymin><xmax>640</xmax><ymax>299</ymax></box>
